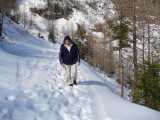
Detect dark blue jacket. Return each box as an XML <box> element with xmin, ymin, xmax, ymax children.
<box><xmin>59</xmin><ymin>43</ymin><xmax>80</xmax><ymax>65</ymax></box>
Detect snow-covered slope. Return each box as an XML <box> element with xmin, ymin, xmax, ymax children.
<box><xmin>0</xmin><ymin>18</ymin><xmax>159</xmax><ymax>120</ymax></box>
<box><xmin>18</xmin><ymin>0</ymin><xmax>47</xmax><ymax>10</ymax></box>
<box><xmin>17</xmin><ymin>0</ymin><xmax>116</xmax><ymax>42</ymax></box>
<box><xmin>0</xmin><ymin>18</ymin><xmax>94</xmax><ymax>120</ymax></box>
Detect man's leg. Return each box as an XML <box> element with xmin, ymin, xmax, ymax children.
<box><xmin>72</xmin><ymin>63</ymin><xmax>78</xmax><ymax>85</ymax></box>
<box><xmin>64</xmin><ymin>65</ymin><xmax>71</xmax><ymax>86</ymax></box>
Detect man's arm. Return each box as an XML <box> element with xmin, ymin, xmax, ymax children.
<box><xmin>59</xmin><ymin>45</ymin><xmax>63</xmax><ymax>64</ymax></box>
<box><xmin>77</xmin><ymin>46</ymin><xmax>80</xmax><ymax>64</ymax></box>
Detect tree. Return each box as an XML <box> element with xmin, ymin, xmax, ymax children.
<box><xmin>0</xmin><ymin>10</ymin><xmax>4</xmax><ymax>37</ymax></box>
<box><xmin>139</xmin><ymin>62</ymin><xmax>160</xmax><ymax>110</ymax></box>
<box><xmin>110</xmin><ymin>15</ymin><xmax>130</xmax><ymax>97</ymax></box>
<box><xmin>132</xmin><ymin>0</ymin><xmax>139</xmax><ymax>102</ymax></box>
<box><xmin>0</xmin><ymin>0</ymin><xmax>16</xmax><ymax>37</ymax></box>
<box><xmin>72</xmin><ymin>24</ymin><xmax>88</xmax><ymax>59</ymax></box>
<box><xmin>48</xmin><ymin>31</ymin><xmax>56</xmax><ymax>43</ymax></box>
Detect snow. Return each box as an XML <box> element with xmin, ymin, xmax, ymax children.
<box><xmin>79</xmin><ymin>62</ymin><xmax>160</xmax><ymax>120</ymax></box>
<box><xmin>0</xmin><ymin>17</ymin><xmax>159</xmax><ymax>120</ymax></box>
<box><xmin>28</xmin><ymin>14</ymin><xmax>49</xmax><ymax>40</ymax></box>
<box><xmin>0</xmin><ymin>18</ymin><xmax>94</xmax><ymax>120</ymax></box>
<box><xmin>70</xmin><ymin>8</ymin><xmax>105</xmax><ymax>34</ymax></box>
<box><xmin>17</xmin><ymin>0</ymin><xmax>116</xmax><ymax>44</ymax></box>
<box><xmin>18</xmin><ymin>0</ymin><xmax>47</xmax><ymax>10</ymax></box>
<box><xmin>92</xmin><ymin>32</ymin><xmax>104</xmax><ymax>39</ymax></box>
<box><xmin>54</xmin><ymin>18</ymin><xmax>78</xmax><ymax>42</ymax></box>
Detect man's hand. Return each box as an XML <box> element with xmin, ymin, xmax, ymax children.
<box><xmin>77</xmin><ymin>62</ymin><xmax>80</xmax><ymax>66</ymax></box>
<box><xmin>61</xmin><ymin>64</ymin><xmax>65</xmax><ymax>69</ymax></box>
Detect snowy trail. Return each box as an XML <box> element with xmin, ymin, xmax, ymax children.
<box><xmin>79</xmin><ymin>63</ymin><xmax>112</xmax><ymax>120</ymax></box>
<box><xmin>0</xmin><ymin>41</ymin><xmax>159</xmax><ymax>120</ymax></box>
<box><xmin>0</xmin><ymin>18</ymin><xmax>95</xmax><ymax>120</ymax></box>
<box><xmin>79</xmin><ymin>62</ymin><xmax>160</xmax><ymax>120</ymax></box>
<box><xmin>0</xmin><ymin>43</ymin><xmax>95</xmax><ymax>120</ymax></box>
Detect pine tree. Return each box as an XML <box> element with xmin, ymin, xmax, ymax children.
<box><xmin>138</xmin><ymin>62</ymin><xmax>160</xmax><ymax>110</ymax></box>
<box><xmin>110</xmin><ymin>15</ymin><xmax>130</xmax><ymax>97</ymax></box>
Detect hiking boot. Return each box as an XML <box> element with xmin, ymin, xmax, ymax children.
<box><xmin>73</xmin><ymin>80</ymin><xmax>77</xmax><ymax>85</ymax></box>
<box><xmin>69</xmin><ymin>83</ymin><xmax>74</xmax><ymax>87</ymax></box>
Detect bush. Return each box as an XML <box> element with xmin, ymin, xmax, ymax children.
<box><xmin>109</xmin><ymin>16</ymin><xmax>131</xmax><ymax>48</ymax></box>
<box><xmin>137</xmin><ymin>62</ymin><xmax>160</xmax><ymax>110</ymax></box>
<box><xmin>73</xmin><ymin>38</ymin><xmax>88</xmax><ymax>60</ymax></box>
<box><xmin>48</xmin><ymin>32</ymin><xmax>56</xmax><ymax>43</ymax></box>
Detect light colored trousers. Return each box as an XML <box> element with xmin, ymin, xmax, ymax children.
<box><xmin>64</xmin><ymin>63</ymin><xmax>78</xmax><ymax>85</ymax></box>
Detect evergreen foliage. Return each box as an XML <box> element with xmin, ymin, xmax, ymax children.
<box><xmin>48</xmin><ymin>32</ymin><xmax>56</xmax><ymax>43</ymax></box>
<box><xmin>110</xmin><ymin>16</ymin><xmax>130</xmax><ymax>48</ymax></box>
<box><xmin>138</xmin><ymin>62</ymin><xmax>160</xmax><ymax>110</ymax></box>
<box><xmin>72</xmin><ymin>24</ymin><xmax>88</xmax><ymax>59</ymax></box>
<box><xmin>74</xmin><ymin>38</ymin><xmax>88</xmax><ymax>59</ymax></box>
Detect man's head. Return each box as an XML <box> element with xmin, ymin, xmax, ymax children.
<box><xmin>64</xmin><ymin>36</ymin><xmax>72</xmax><ymax>45</ymax></box>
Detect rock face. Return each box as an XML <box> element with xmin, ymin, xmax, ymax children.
<box><xmin>31</xmin><ymin>0</ymin><xmax>74</xmax><ymax>20</ymax></box>
<box><xmin>0</xmin><ymin>0</ymin><xmax>16</xmax><ymax>9</ymax></box>
<box><xmin>30</xmin><ymin>0</ymin><xmax>116</xmax><ymax>20</ymax></box>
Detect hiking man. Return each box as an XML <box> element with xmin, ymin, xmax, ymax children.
<box><xmin>59</xmin><ymin>36</ymin><xmax>80</xmax><ymax>86</ymax></box>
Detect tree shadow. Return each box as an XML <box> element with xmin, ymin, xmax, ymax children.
<box><xmin>79</xmin><ymin>80</ymin><xmax>108</xmax><ymax>87</ymax></box>
<box><xmin>79</xmin><ymin>80</ymin><xmax>118</xmax><ymax>94</ymax></box>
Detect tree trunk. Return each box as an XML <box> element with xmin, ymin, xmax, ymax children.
<box><xmin>0</xmin><ymin>9</ymin><xmax>4</xmax><ymax>37</ymax></box>
<box><xmin>108</xmin><ymin>38</ymin><xmax>114</xmax><ymax>75</ymax></box>
<box><xmin>132</xmin><ymin>0</ymin><xmax>138</xmax><ymax>102</ymax></box>
<box><xmin>147</xmin><ymin>23</ymin><xmax>151</xmax><ymax>63</ymax></box>
<box><xmin>142</xmin><ymin>21</ymin><xmax>145</xmax><ymax>66</ymax></box>
<box><xmin>119</xmin><ymin>48</ymin><xmax>124</xmax><ymax>97</ymax></box>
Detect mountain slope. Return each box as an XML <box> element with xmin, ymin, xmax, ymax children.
<box><xmin>80</xmin><ymin>63</ymin><xmax>160</xmax><ymax>120</ymax></box>
<box><xmin>0</xmin><ymin>17</ymin><xmax>159</xmax><ymax>120</ymax></box>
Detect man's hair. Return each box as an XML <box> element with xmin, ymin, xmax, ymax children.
<box><xmin>63</xmin><ymin>36</ymin><xmax>73</xmax><ymax>44</ymax></box>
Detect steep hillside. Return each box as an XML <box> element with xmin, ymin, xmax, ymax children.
<box><xmin>10</xmin><ymin>0</ymin><xmax>160</xmax><ymax>111</ymax></box>
<box><xmin>0</xmin><ymin>16</ymin><xmax>159</xmax><ymax>120</ymax></box>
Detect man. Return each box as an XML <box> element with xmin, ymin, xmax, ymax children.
<box><xmin>59</xmin><ymin>36</ymin><xmax>80</xmax><ymax>86</ymax></box>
